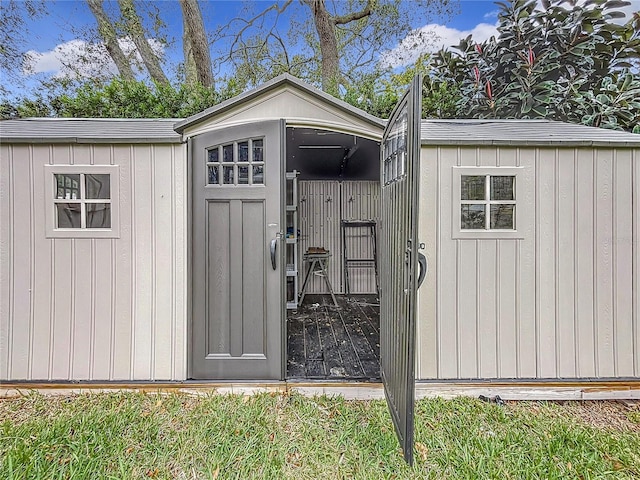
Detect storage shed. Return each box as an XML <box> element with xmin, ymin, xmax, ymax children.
<box><xmin>1</xmin><ymin>75</ymin><xmax>639</xmax><ymax>389</ymax></box>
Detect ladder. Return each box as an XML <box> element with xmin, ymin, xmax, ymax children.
<box><xmin>341</xmin><ymin>220</ymin><xmax>379</xmax><ymax>296</ymax></box>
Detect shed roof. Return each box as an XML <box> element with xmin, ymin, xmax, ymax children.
<box><xmin>421</xmin><ymin>119</ymin><xmax>640</xmax><ymax>147</ymax></box>
<box><xmin>0</xmin><ymin>118</ymin><xmax>182</xmax><ymax>144</ymax></box>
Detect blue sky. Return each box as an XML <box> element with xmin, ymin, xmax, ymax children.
<box><xmin>8</xmin><ymin>0</ymin><xmax>640</xmax><ymax>97</ymax></box>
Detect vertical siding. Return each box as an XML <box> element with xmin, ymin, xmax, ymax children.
<box><xmin>634</xmin><ymin>149</ymin><xmax>640</xmax><ymax>377</ymax></box>
<box><xmin>416</xmin><ymin>147</ymin><xmax>438</xmax><ymax>379</ymax></box>
<box><xmin>614</xmin><ymin>149</ymin><xmax>635</xmax><ymax>376</ymax></box>
<box><xmin>298</xmin><ymin>181</ymin><xmax>380</xmax><ymax>295</ymax></box>
<box><xmin>417</xmin><ymin>144</ymin><xmax>639</xmax><ymax>380</ymax></box>
<box><xmin>0</xmin><ymin>142</ymin><xmax>188</xmax><ymax>381</ymax></box>
<box><xmin>0</xmin><ymin>144</ymin><xmax>11</xmax><ymax>380</ymax></box>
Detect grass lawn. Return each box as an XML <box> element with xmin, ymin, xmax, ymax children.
<box><xmin>1</xmin><ymin>391</ymin><xmax>639</xmax><ymax>479</ymax></box>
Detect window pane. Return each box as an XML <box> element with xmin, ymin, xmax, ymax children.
<box><xmin>208</xmin><ymin>148</ymin><xmax>219</xmax><ymax>163</ymax></box>
<box><xmin>56</xmin><ymin>203</ymin><xmax>81</xmax><ymax>228</ymax></box>
<box><xmin>461</xmin><ymin>204</ymin><xmax>485</xmax><ymax>229</ymax></box>
<box><xmin>87</xmin><ymin>203</ymin><xmax>111</xmax><ymax>228</ymax></box>
<box><xmin>55</xmin><ymin>174</ymin><xmax>80</xmax><ymax>199</ymax></box>
<box><xmin>238</xmin><ymin>165</ymin><xmax>249</xmax><ymax>184</ymax></box>
<box><xmin>238</xmin><ymin>141</ymin><xmax>249</xmax><ymax>162</ymax></box>
<box><xmin>490</xmin><ymin>204</ymin><xmax>514</xmax><ymax>229</ymax></box>
<box><xmin>85</xmin><ymin>174</ymin><xmax>110</xmax><ymax>199</ymax></box>
<box><xmin>491</xmin><ymin>176</ymin><xmax>515</xmax><ymax>200</ymax></box>
<box><xmin>223</xmin><ymin>144</ymin><xmax>234</xmax><ymax>162</ymax></box>
<box><xmin>223</xmin><ymin>165</ymin><xmax>234</xmax><ymax>184</ymax></box>
<box><xmin>461</xmin><ymin>176</ymin><xmax>485</xmax><ymax>200</ymax></box>
<box><xmin>252</xmin><ymin>165</ymin><xmax>264</xmax><ymax>184</ymax></box>
<box><xmin>208</xmin><ymin>165</ymin><xmax>219</xmax><ymax>185</ymax></box>
<box><xmin>252</xmin><ymin>139</ymin><xmax>263</xmax><ymax>162</ymax></box>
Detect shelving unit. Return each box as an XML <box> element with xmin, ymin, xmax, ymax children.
<box><xmin>285</xmin><ymin>171</ymin><xmax>299</xmax><ymax>309</ymax></box>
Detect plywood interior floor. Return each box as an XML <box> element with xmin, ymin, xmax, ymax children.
<box><xmin>287</xmin><ymin>294</ymin><xmax>380</xmax><ymax>381</ymax></box>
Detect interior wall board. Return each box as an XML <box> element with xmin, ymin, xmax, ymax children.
<box><xmin>298</xmin><ymin>180</ymin><xmax>380</xmax><ymax>295</ymax></box>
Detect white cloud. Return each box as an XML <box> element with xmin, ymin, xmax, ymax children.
<box><xmin>379</xmin><ymin>22</ymin><xmax>498</xmax><ymax>69</ymax></box>
<box><xmin>23</xmin><ymin>37</ymin><xmax>164</xmax><ymax>79</ymax></box>
<box><xmin>483</xmin><ymin>10</ymin><xmax>499</xmax><ymax>19</ymax></box>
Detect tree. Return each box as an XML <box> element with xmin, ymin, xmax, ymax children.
<box><xmin>0</xmin><ymin>0</ymin><xmax>45</xmax><ymax>96</ymax></box>
<box><xmin>429</xmin><ymin>0</ymin><xmax>640</xmax><ymax>131</ymax></box>
<box><xmin>119</xmin><ymin>0</ymin><xmax>168</xmax><ymax>84</ymax></box>
<box><xmin>86</xmin><ymin>0</ymin><xmax>136</xmax><ymax>81</ymax></box>
<box><xmin>179</xmin><ymin>0</ymin><xmax>214</xmax><ymax>87</ymax></box>
<box><xmin>302</xmin><ymin>0</ymin><xmax>372</xmax><ymax>95</ymax></box>
<box><xmin>215</xmin><ymin>0</ymin><xmax>456</xmax><ymax>95</ymax></box>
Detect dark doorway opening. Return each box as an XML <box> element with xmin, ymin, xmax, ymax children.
<box><xmin>285</xmin><ymin>127</ymin><xmax>381</xmax><ymax>382</ymax></box>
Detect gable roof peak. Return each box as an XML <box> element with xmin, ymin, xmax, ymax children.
<box><xmin>173</xmin><ymin>74</ymin><xmax>384</xmax><ymax>133</ymax></box>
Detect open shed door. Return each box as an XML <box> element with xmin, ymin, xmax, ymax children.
<box><xmin>380</xmin><ymin>76</ymin><xmax>423</xmax><ymax>464</ymax></box>
<box><xmin>191</xmin><ymin>121</ymin><xmax>283</xmax><ymax>380</ymax></box>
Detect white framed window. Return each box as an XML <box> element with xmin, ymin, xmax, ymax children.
<box><xmin>206</xmin><ymin>137</ymin><xmax>265</xmax><ymax>186</ymax></box>
<box><xmin>452</xmin><ymin>167</ymin><xmax>523</xmax><ymax>239</ymax></box>
<box><xmin>44</xmin><ymin>165</ymin><xmax>120</xmax><ymax>238</ymax></box>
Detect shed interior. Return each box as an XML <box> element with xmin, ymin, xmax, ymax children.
<box><xmin>284</xmin><ymin>127</ymin><xmax>382</xmax><ymax>380</ymax></box>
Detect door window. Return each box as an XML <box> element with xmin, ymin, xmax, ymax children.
<box><xmin>206</xmin><ymin>138</ymin><xmax>265</xmax><ymax>186</ymax></box>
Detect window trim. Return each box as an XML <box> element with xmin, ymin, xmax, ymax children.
<box><xmin>452</xmin><ymin>166</ymin><xmax>523</xmax><ymax>239</ymax></box>
<box><xmin>44</xmin><ymin>164</ymin><xmax>120</xmax><ymax>238</ymax></box>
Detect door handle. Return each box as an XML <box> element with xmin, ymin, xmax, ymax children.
<box><xmin>270</xmin><ymin>237</ymin><xmax>278</xmax><ymax>270</ymax></box>
<box><xmin>417</xmin><ymin>252</ymin><xmax>427</xmax><ymax>288</ymax></box>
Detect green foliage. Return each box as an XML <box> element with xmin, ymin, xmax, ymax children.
<box><xmin>59</xmin><ymin>79</ymin><xmax>220</xmax><ymax>118</ymax></box>
<box><xmin>6</xmin><ymin>79</ymin><xmax>226</xmax><ymax>119</ymax></box>
<box><xmin>430</xmin><ymin>0</ymin><xmax>640</xmax><ymax>131</ymax></box>
<box><xmin>341</xmin><ymin>55</ymin><xmax>460</xmax><ymax>119</ymax></box>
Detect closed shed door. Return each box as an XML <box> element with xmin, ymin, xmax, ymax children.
<box><xmin>191</xmin><ymin>121</ymin><xmax>283</xmax><ymax>379</ymax></box>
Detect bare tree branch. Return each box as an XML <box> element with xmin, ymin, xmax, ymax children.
<box><xmin>86</xmin><ymin>0</ymin><xmax>135</xmax><ymax>80</ymax></box>
<box><xmin>118</xmin><ymin>0</ymin><xmax>168</xmax><ymax>84</ymax></box>
<box><xmin>333</xmin><ymin>0</ymin><xmax>373</xmax><ymax>25</ymax></box>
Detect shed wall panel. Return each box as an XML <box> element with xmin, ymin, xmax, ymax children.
<box><xmin>416</xmin><ymin>147</ymin><xmax>437</xmax><ymax>379</ymax></box>
<box><xmin>517</xmin><ymin>148</ymin><xmax>537</xmax><ymax>378</ymax></box>
<box><xmin>112</xmin><ymin>145</ymin><xmax>134</xmax><ymax>379</ymax></box>
<box><xmin>437</xmin><ymin>147</ymin><xmax>458</xmax><ymax>378</ymax></box>
<box><xmin>634</xmin><ymin>149</ymin><xmax>640</xmax><ymax>377</ymax></box>
<box><xmin>595</xmin><ymin>149</ymin><xmax>615</xmax><ymax>377</ymax></box>
<box><xmin>614</xmin><ymin>149</ymin><xmax>634</xmax><ymax>376</ymax></box>
<box><xmin>556</xmin><ymin>150</ymin><xmax>576</xmax><ymax>377</ymax></box>
<box><xmin>417</xmin><ymin>145</ymin><xmax>639</xmax><ymax>380</ymax></box>
<box><xmin>575</xmin><ymin>149</ymin><xmax>597</xmax><ymax>377</ymax></box>
<box><xmin>0</xmin><ymin>143</ymin><xmax>188</xmax><ymax>381</ymax></box>
<box><xmin>10</xmin><ymin>145</ymin><xmax>32</xmax><ymax>379</ymax></box>
<box><xmin>0</xmin><ymin>145</ymin><xmax>11</xmax><ymax>380</ymax></box>
<box><xmin>30</xmin><ymin>145</ymin><xmax>53</xmax><ymax>380</ymax></box>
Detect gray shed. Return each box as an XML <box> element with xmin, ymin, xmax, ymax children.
<box><xmin>1</xmin><ymin>76</ymin><xmax>639</xmax><ymax>388</ymax></box>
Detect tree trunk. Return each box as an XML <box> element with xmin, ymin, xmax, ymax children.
<box><xmin>305</xmin><ymin>0</ymin><xmax>339</xmax><ymax>95</ymax></box>
<box><xmin>182</xmin><ymin>11</ymin><xmax>198</xmax><ymax>86</ymax></box>
<box><xmin>86</xmin><ymin>0</ymin><xmax>135</xmax><ymax>81</ymax></box>
<box><xmin>118</xmin><ymin>0</ymin><xmax>168</xmax><ymax>84</ymax></box>
<box><xmin>179</xmin><ymin>0</ymin><xmax>213</xmax><ymax>87</ymax></box>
